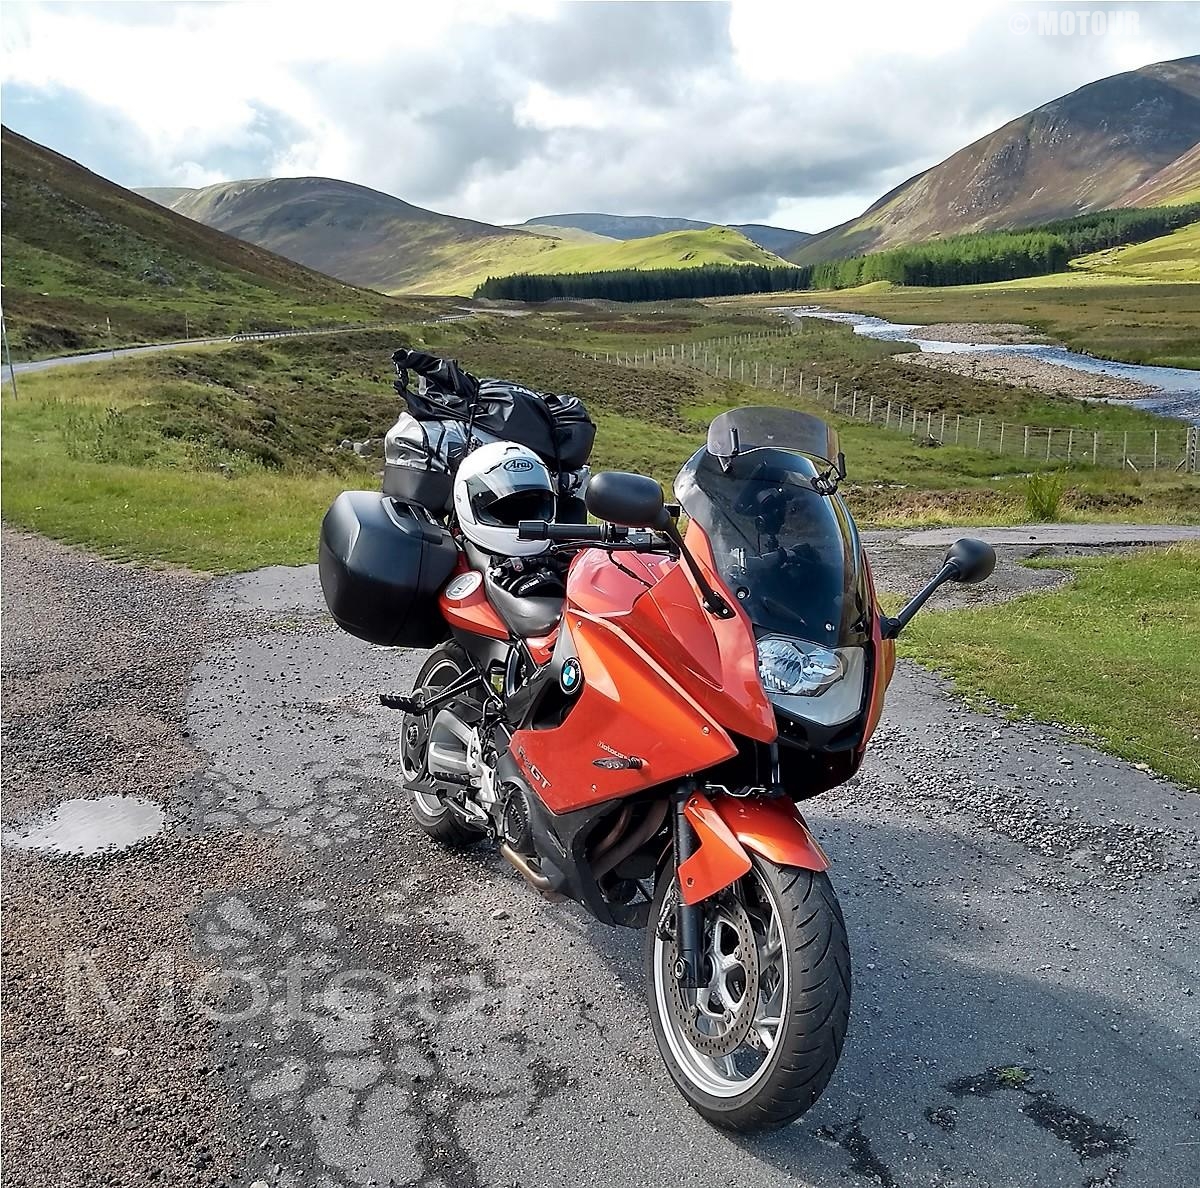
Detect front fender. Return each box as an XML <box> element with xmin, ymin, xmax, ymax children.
<box><xmin>677</xmin><ymin>792</ymin><xmax>828</xmax><ymax>906</ymax></box>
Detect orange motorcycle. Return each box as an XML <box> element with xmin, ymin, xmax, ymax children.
<box><xmin>319</xmin><ymin>404</ymin><xmax>995</xmax><ymax>1129</ymax></box>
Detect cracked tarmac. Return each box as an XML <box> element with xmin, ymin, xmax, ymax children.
<box><xmin>3</xmin><ymin>539</ymin><xmax>1198</xmax><ymax>1188</ymax></box>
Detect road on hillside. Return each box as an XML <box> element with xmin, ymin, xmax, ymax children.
<box><xmin>3</xmin><ymin>534</ymin><xmax>1197</xmax><ymax>1188</ymax></box>
<box><xmin>5</xmin><ymin>319</ymin><xmax>473</xmax><ymax>378</ymax></box>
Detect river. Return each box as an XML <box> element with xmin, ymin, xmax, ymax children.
<box><xmin>779</xmin><ymin>307</ymin><xmax>1200</xmax><ymax>426</ymax></box>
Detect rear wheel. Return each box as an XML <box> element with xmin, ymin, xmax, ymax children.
<box><xmin>400</xmin><ymin>643</ymin><xmax>484</xmax><ymax>849</ymax></box>
<box><xmin>645</xmin><ymin>857</ymin><xmax>850</xmax><ymax>1131</ymax></box>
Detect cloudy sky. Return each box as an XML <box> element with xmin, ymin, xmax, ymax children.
<box><xmin>3</xmin><ymin>1</ymin><xmax>1197</xmax><ymax>232</ymax></box>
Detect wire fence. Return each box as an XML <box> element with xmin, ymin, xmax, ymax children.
<box><xmin>577</xmin><ymin>329</ymin><xmax>1199</xmax><ymax>474</ymax></box>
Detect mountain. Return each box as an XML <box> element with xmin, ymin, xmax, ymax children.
<box><xmin>1114</xmin><ymin>141</ymin><xmax>1200</xmax><ymax>207</ymax></box>
<box><xmin>524</xmin><ymin>212</ymin><xmax>812</xmax><ymax>255</ymax></box>
<box><xmin>793</xmin><ymin>55</ymin><xmax>1200</xmax><ymax>264</ymax></box>
<box><xmin>139</xmin><ymin>180</ymin><xmax>789</xmax><ymax>294</ymax></box>
<box><xmin>139</xmin><ymin>176</ymin><xmax>559</xmax><ymax>295</ymax></box>
<box><xmin>1</xmin><ymin>128</ymin><xmax>400</xmax><ymax>356</ymax></box>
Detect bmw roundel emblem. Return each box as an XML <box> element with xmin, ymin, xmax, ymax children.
<box><xmin>560</xmin><ymin>658</ymin><xmax>583</xmax><ymax>695</ymax></box>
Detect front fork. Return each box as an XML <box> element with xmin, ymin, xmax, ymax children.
<box><xmin>671</xmin><ymin>782</ymin><xmax>705</xmax><ymax>989</ymax></box>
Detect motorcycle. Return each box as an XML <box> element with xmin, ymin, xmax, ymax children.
<box><xmin>319</xmin><ymin>403</ymin><xmax>995</xmax><ymax>1130</ymax></box>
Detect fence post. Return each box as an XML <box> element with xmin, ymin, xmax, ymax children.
<box><xmin>926</xmin><ymin>411</ymin><xmax>932</xmax><ymax>438</ymax></box>
<box><xmin>1067</xmin><ymin>428</ymin><xmax>1073</xmax><ymax>464</ymax></box>
<box><xmin>798</xmin><ymin>372</ymin><xmax>803</xmax><ymax>398</ymax></box>
<box><xmin>868</xmin><ymin>395</ymin><xmax>876</xmax><ymax>422</ymax></box>
<box><xmin>955</xmin><ymin>414</ymin><xmax>961</xmax><ymax>444</ymax></box>
<box><xmin>852</xmin><ymin>390</ymin><xmax>858</xmax><ymax>418</ymax></box>
<box><xmin>1046</xmin><ymin>428</ymin><xmax>1052</xmax><ymax>461</ymax></box>
<box><xmin>1093</xmin><ymin>431</ymin><xmax>1099</xmax><ymax>465</ymax></box>
<box><xmin>817</xmin><ymin>375</ymin><xmax>822</xmax><ymax>397</ymax></box>
<box><xmin>912</xmin><ymin>407</ymin><xmax>918</xmax><ymax>435</ymax></box>
<box><xmin>1023</xmin><ymin>426</ymin><xmax>1030</xmax><ymax>457</ymax></box>
<box><xmin>999</xmin><ymin>423</ymin><xmax>1006</xmax><ymax>453</ymax></box>
<box><xmin>1123</xmin><ymin>431</ymin><xmax>1128</xmax><ymax>467</ymax></box>
<box><xmin>1153</xmin><ymin>430</ymin><xmax>1159</xmax><ymax>470</ymax></box>
<box><xmin>834</xmin><ymin>380</ymin><xmax>839</xmax><ymax>405</ymax></box>
<box><xmin>782</xmin><ymin>366</ymin><xmax>788</xmax><ymax>388</ymax></box>
<box><xmin>977</xmin><ymin>418</ymin><xmax>983</xmax><ymax>447</ymax></box>
<box><xmin>886</xmin><ymin>401</ymin><xmax>892</xmax><ymax>427</ymax></box>
<box><xmin>754</xmin><ymin>361</ymin><xmax>759</xmax><ymax>386</ymax></box>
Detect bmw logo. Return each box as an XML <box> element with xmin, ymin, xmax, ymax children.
<box><xmin>560</xmin><ymin>658</ymin><xmax>582</xmax><ymax>695</ymax></box>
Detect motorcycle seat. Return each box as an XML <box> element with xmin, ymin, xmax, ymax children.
<box><xmin>483</xmin><ymin>569</ymin><xmax>564</xmax><ymax>638</ymax></box>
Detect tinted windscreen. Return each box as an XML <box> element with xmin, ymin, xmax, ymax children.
<box><xmin>676</xmin><ymin>447</ymin><xmax>870</xmax><ymax>646</ymax></box>
<box><xmin>707</xmin><ymin>407</ymin><xmax>840</xmax><ymax>467</ymax></box>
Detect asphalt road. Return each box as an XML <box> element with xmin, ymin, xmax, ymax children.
<box><xmin>3</xmin><ymin>535</ymin><xmax>1197</xmax><ymax>1188</ymax></box>
<box><xmin>183</xmin><ymin>563</ymin><xmax>1199</xmax><ymax>1188</ymax></box>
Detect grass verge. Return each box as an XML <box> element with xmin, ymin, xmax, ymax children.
<box><xmin>899</xmin><ymin>545</ymin><xmax>1200</xmax><ymax>787</ymax></box>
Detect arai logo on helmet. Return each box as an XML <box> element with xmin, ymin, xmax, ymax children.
<box><xmin>503</xmin><ymin>458</ymin><xmax>535</xmax><ymax>472</ymax></box>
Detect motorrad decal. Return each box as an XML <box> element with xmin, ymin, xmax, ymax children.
<box><xmin>444</xmin><ymin>571</ymin><xmax>483</xmax><ymax>600</ymax></box>
<box><xmin>559</xmin><ymin>657</ymin><xmax>583</xmax><ymax>694</ymax></box>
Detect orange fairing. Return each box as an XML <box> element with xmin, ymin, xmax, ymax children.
<box><xmin>439</xmin><ymin>572</ymin><xmax>507</xmax><ymax>642</ymax></box>
<box><xmin>510</xmin><ymin>609</ymin><xmax>738</xmax><ymax>813</ymax></box>
<box><xmin>677</xmin><ymin>792</ymin><xmax>828</xmax><ymax>905</ymax></box>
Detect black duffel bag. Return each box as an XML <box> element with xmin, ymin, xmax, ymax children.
<box><xmin>393</xmin><ymin>348</ymin><xmax>595</xmax><ymax>471</ymax></box>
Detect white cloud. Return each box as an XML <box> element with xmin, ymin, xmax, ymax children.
<box><xmin>2</xmin><ymin>0</ymin><xmax>1197</xmax><ymax>232</ymax></box>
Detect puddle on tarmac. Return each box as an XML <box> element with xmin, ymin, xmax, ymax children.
<box><xmin>2</xmin><ymin>796</ymin><xmax>166</xmax><ymax>855</ymax></box>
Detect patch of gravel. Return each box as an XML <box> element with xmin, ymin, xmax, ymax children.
<box><xmin>862</xmin><ymin>539</ymin><xmax>1074</xmax><ymax>610</ymax></box>
<box><xmin>909</xmin><ymin>322</ymin><xmax>1056</xmax><ymax>346</ymax></box>
<box><xmin>0</xmin><ymin>528</ymin><xmax>283</xmax><ymax>1188</ymax></box>
<box><xmin>894</xmin><ymin>351</ymin><xmax>1157</xmax><ymax>398</ymax></box>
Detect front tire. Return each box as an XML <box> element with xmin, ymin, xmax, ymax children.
<box><xmin>401</xmin><ymin>643</ymin><xmax>484</xmax><ymax>849</ymax></box>
<box><xmin>645</xmin><ymin>857</ymin><xmax>850</xmax><ymax>1131</ymax></box>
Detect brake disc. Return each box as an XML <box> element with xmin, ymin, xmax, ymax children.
<box><xmin>664</xmin><ymin>895</ymin><xmax>761</xmax><ymax>1058</ymax></box>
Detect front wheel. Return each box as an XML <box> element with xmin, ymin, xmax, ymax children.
<box><xmin>645</xmin><ymin>857</ymin><xmax>850</xmax><ymax>1131</ymax></box>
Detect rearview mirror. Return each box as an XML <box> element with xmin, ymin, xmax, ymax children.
<box><xmin>585</xmin><ymin>471</ymin><xmax>668</xmax><ymax>529</ymax></box>
<box><xmin>944</xmin><ymin>537</ymin><xmax>996</xmax><ymax>584</ymax></box>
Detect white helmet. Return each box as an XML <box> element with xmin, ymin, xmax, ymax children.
<box><xmin>453</xmin><ymin>441</ymin><xmax>555</xmax><ymax>557</ymax></box>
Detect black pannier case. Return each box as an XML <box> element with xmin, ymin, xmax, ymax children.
<box><xmin>318</xmin><ymin>491</ymin><xmax>458</xmax><ymax>648</ymax></box>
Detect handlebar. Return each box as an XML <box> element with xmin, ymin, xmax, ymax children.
<box><xmin>518</xmin><ymin>520</ymin><xmax>623</xmax><ymax>542</ymax></box>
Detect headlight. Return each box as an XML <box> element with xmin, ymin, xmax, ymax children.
<box><xmin>757</xmin><ymin>637</ymin><xmax>844</xmax><ymax>696</ymax></box>
<box><xmin>758</xmin><ymin>637</ymin><xmax>867</xmax><ymax>727</ymax></box>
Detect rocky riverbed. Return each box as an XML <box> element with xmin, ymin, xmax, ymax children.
<box><xmin>894</xmin><ymin>350</ymin><xmax>1159</xmax><ymax>398</ymax></box>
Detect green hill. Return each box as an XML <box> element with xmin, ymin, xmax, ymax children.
<box><xmin>139</xmin><ymin>177</ymin><xmax>788</xmax><ymax>296</ymax></box>
<box><xmin>1070</xmin><ymin>220</ymin><xmax>1200</xmax><ymax>281</ymax></box>
<box><xmin>1</xmin><ymin>128</ymin><xmax>402</xmax><ymax>357</ymax></box>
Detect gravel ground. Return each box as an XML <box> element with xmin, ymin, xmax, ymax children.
<box><xmin>903</xmin><ymin>323</ymin><xmax>1057</xmax><ymax>346</ymax></box>
<box><xmin>4</xmin><ymin>533</ymin><xmax>1198</xmax><ymax>1188</ymax></box>
<box><xmin>0</xmin><ymin>528</ymin><xmax>282</xmax><ymax>1187</ymax></box>
<box><xmin>894</xmin><ymin>352</ymin><xmax>1157</xmax><ymax>398</ymax></box>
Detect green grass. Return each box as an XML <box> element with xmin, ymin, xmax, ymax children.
<box><xmin>1071</xmin><ymin>221</ymin><xmax>1200</xmax><ymax>283</ymax></box>
<box><xmin>899</xmin><ymin>546</ymin><xmax>1200</xmax><ymax>787</ymax></box>
<box><xmin>411</xmin><ymin>226</ymin><xmax>786</xmax><ymax>296</ymax></box>
<box><xmin>4</xmin><ymin>310</ymin><xmax>1197</xmax><ymax>574</ymax></box>
<box><xmin>1</xmin><ymin>126</ymin><xmax>408</xmax><ymax>359</ymax></box>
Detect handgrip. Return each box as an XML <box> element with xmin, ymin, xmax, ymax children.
<box><xmin>517</xmin><ymin>520</ymin><xmax>608</xmax><ymax>542</ymax></box>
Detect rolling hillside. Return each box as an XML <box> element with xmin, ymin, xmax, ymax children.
<box><xmin>139</xmin><ymin>178</ymin><xmax>789</xmax><ymax>294</ymax></box>
<box><xmin>793</xmin><ymin>55</ymin><xmax>1200</xmax><ymax>263</ymax></box>
<box><xmin>1070</xmin><ymin>219</ymin><xmax>1200</xmax><ymax>282</ymax></box>
<box><xmin>1</xmin><ymin>128</ymin><xmax>401</xmax><ymax>356</ymax></box>
<box><xmin>524</xmin><ymin>212</ymin><xmax>812</xmax><ymax>255</ymax></box>
<box><xmin>423</xmin><ymin>226</ymin><xmax>788</xmax><ymax>295</ymax></box>
<box><xmin>141</xmin><ymin>176</ymin><xmax>558</xmax><ymax>295</ymax></box>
